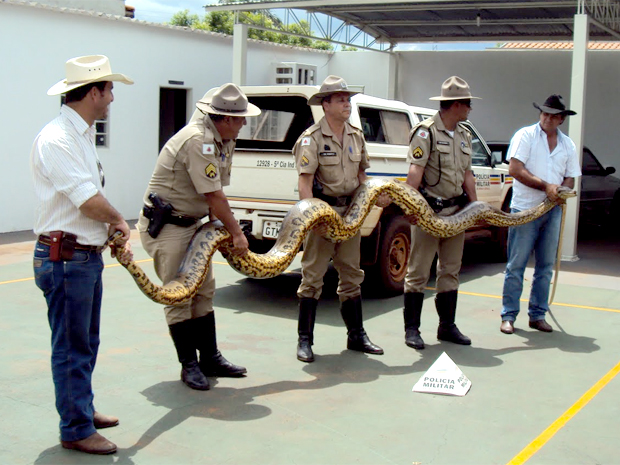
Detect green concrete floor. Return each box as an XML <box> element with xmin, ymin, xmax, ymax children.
<box><xmin>0</xmin><ymin>230</ymin><xmax>619</xmax><ymax>465</ymax></box>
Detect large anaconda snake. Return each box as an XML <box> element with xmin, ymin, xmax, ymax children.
<box><xmin>113</xmin><ymin>178</ymin><xmax>575</xmax><ymax>305</ymax></box>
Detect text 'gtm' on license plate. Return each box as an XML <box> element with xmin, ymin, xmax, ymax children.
<box><xmin>262</xmin><ymin>221</ymin><xmax>282</xmax><ymax>239</ymax></box>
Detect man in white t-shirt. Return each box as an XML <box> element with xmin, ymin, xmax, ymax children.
<box><xmin>500</xmin><ymin>95</ymin><xmax>581</xmax><ymax>335</ymax></box>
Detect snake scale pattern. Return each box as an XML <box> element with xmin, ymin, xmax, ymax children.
<box><xmin>113</xmin><ymin>178</ymin><xmax>575</xmax><ymax>305</ymax></box>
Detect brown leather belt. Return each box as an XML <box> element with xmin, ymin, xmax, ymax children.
<box><xmin>37</xmin><ymin>235</ymin><xmax>105</xmax><ymax>253</ymax></box>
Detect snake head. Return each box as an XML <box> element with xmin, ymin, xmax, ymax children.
<box><xmin>556</xmin><ymin>186</ymin><xmax>577</xmax><ymax>203</ymax></box>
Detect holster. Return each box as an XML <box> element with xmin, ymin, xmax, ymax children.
<box><xmin>144</xmin><ymin>192</ymin><xmax>173</xmax><ymax>239</ymax></box>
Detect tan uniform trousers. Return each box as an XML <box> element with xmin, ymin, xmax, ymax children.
<box><xmin>138</xmin><ymin>214</ymin><xmax>215</xmax><ymax>325</ymax></box>
<box><xmin>297</xmin><ymin>206</ymin><xmax>364</xmax><ymax>302</ymax></box>
<box><xmin>404</xmin><ymin>206</ymin><xmax>465</xmax><ymax>294</ymax></box>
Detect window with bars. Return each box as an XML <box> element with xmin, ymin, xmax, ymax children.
<box><xmin>60</xmin><ymin>95</ymin><xmax>109</xmax><ymax>147</ymax></box>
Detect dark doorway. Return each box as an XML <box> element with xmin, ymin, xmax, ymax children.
<box><xmin>159</xmin><ymin>88</ymin><xmax>187</xmax><ymax>152</ymax></box>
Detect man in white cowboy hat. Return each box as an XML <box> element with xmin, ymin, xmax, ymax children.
<box><xmin>500</xmin><ymin>95</ymin><xmax>581</xmax><ymax>335</ymax></box>
<box><xmin>402</xmin><ymin>76</ymin><xmax>479</xmax><ymax>350</ymax></box>
<box><xmin>138</xmin><ymin>83</ymin><xmax>260</xmax><ymax>391</ymax></box>
<box><xmin>30</xmin><ymin>55</ymin><xmax>134</xmax><ymax>455</ymax></box>
<box><xmin>292</xmin><ymin>75</ymin><xmax>386</xmax><ymax>363</ymax></box>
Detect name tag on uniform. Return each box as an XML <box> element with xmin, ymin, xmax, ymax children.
<box><xmin>320</xmin><ymin>152</ymin><xmax>337</xmax><ymax>156</ymax></box>
<box><xmin>437</xmin><ymin>141</ymin><xmax>450</xmax><ymax>146</ymax></box>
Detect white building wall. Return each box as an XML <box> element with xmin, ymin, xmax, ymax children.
<box><xmin>0</xmin><ymin>2</ymin><xmax>331</xmax><ymax>233</ymax></box>
<box><xmin>395</xmin><ymin>49</ymin><xmax>620</xmax><ymax>167</ymax></box>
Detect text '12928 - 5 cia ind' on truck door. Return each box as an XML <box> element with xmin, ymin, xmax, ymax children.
<box><xmin>214</xmin><ymin>85</ymin><xmax>513</xmax><ymax>296</ymax></box>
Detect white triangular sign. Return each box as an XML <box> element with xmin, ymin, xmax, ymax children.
<box><xmin>412</xmin><ymin>352</ymin><xmax>471</xmax><ymax>396</ymax></box>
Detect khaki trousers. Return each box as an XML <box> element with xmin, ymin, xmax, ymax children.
<box><xmin>404</xmin><ymin>206</ymin><xmax>465</xmax><ymax>294</ymax></box>
<box><xmin>297</xmin><ymin>207</ymin><xmax>364</xmax><ymax>301</ymax></box>
<box><xmin>138</xmin><ymin>214</ymin><xmax>215</xmax><ymax>325</ymax></box>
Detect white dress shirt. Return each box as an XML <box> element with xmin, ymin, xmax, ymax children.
<box><xmin>507</xmin><ymin>122</ymin><xmax>581</xmax><ymax>211</ymax></box>
<box><xmin>30</xmin><ymin>105</ymin><xmax>108</xmax><ymax>246</ymax></box>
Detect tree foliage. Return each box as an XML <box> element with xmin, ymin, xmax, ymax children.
<box><xmin>168</xmin><ymin>7</ymin><xmax>334</xmax><ymax>51</ymax></box>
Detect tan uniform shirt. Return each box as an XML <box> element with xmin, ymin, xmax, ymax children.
<box><xmin>142</xmin><ymin>115</ymin><xmax>235</xmax><ymax>218</ymax></box>
<box><xmin>293</xmin><ymin>118</ymin><xmax>370</xmax><ymax>197</ymax></box>
<box><xmin>407</xmin><ymin>112</ymin><xmax>473</xmax><ymax>200</ymax></box>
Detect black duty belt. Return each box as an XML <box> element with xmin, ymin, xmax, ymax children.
<box><xmin>37</xmin><ymin>235</ymin><xmax>105</xmax><ymax>253</ymax></box>
<box><xmin>423</xmin><ymin>193</ymin><xmax>469</xmax><ymax>212</ymax></box>
<box><xmin>315</xmin><ymin>193</ymin><xmax>353</xmax><ymax>207</ymax></box>
<box><xmin>143</xmin><ymin>206</ymin><xmax>198</xmax><ymax>227</ymax></box>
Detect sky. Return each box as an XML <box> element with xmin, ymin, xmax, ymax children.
<box><xmin>129</xmin><ymin>0</ymin><xmax>495</xmax><ymax>51</ymax></box>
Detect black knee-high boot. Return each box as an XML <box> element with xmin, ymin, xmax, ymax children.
<box><xmin>297</xmin><ymin>298</ymin><xmax>318</xmax><ymax>362</ymax></box>
<box><xmin>436</xmin><ymin>290</ymin><xmax>471</xmax><ymax>345</ymax></box>
<box><xmin>168</xmin><ymin>320</ymin><xmax>210</xmax><ymax>390</ymax></box>
<box><xmin>195</xmin><ymin>313</ymin><xmax>247</xmax><ymax>377</ymax></box>
<box><xmin>404</xmin><ymin>292</ymin><xmax>425</xmax><ymax>349</ymax></box>
<box><xmin>340</xmin><ymin>296</ymin><xmax>384</xmax><ymax>354</ymax></box>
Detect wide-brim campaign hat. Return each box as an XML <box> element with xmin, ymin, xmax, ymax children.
<box><xmin>196</xmin><ymin>83</ymin><xmax>261</xmax><ymax>117</ymax></box>
<box><xmin>429</xmin><ymin>75</ymin><xmax>481</xmax><ymax>101</ymax></box>
<box><xmin>308</xmin><ymin>75</ymin><xmax>359</xmax><ymax>106</ymax></box>
<box><xmin>533</xmin><ymin>94</ymin><xmax>576</xmax><ymax>116</ymax></box>
<box><xmin>47</xmin><ymin>55</ymin><xmax>133</xmax><ymax>96</ymax></box>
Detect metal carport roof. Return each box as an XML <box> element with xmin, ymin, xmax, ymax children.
<box><xmin>204</xmin><ymin>0</ymin><xmax>620</xmax><ymax>49</ymax></box>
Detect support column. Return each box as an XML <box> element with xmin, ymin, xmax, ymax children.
<box><xmin>232</xmin><ymin>22</ymin><xmax>248</xmax><ymax>86</ymax></box>
<box><xmin>563</xmin><ymin>13</ymin><xmax>589</xmax><ymax>261</ymax></box>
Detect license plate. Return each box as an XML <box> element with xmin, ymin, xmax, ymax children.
<box><xmin>262</xmin><ymin>220</ymin><xmax>282</xmax><ymax>239</ymax></box>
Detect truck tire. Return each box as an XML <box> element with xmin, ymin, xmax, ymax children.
<box><xmin>364</xmin><ymin>215</ymin><xmax>411</xmax><ymax>296</ymax></box>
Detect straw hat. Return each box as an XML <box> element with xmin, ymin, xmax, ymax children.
<box><xmin>533</xmin><ymin>94</ymin><xmax>576</xmax><ymax>116</ymax></box>
<box><xmin>47</xmin><ymin>55</ymin><xmax>133</xmax><ymax>96</ymax></box>
<box><xmin>196</xmin><ymin>83</ymin><xmax>260</xmax><ymax>117</ymax></box>
<box><xmin>429</xmin><ymin>76</ymin><xmax>480</xmax><ymax>101</ymax></box>
<box><xmin>308</xmin><ymin>75</ymin><xmax>359</xmax><ymax>106</ymax></box>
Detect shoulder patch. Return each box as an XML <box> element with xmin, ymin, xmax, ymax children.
<box><xmin>301</xmin><ymin>137</ymin><xmax>311</xmax><ymax>147</ymax></box>
<box><xmin>203</xmin><ymin>144</ymin><xmax>215</xmax><ymax>155</ymax></box>
<box><xmin>412</xmin><ymin>147</ymin><xmax>424</xmax><ymax>159</ymax></box>
<box><xmin>205</xmin><ymin>163</ymin><xmax>217</xmax><ymax>178</ymax></box>
<box><xmin>416</xmin><ymin>129</ymin><xmax>429</xmax><ymax>140</ymax></box>
<box><xmin>300</xmin><ymin>155</ymin><xmax>310</xmax><ymax>167</ymax></box>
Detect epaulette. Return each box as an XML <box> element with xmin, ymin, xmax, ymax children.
<box><xmin>300</xmin><ymin>122</ymin><xmax>321</xmax><ymax>138</ymax></box>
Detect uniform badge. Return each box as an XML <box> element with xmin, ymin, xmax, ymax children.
<box><xmin>301</xmin><ymin>155</ymin><xmax>309</xmax><ymax>167</ymax></box>
<box><xmin>349</xmin><ymin>146</ymin><xmax>352</xmax><ymax>153</ymax></box>
<box><xmin>301</xmin><ymin>137</ymin><xmax>311</xmax><ymax>147</ymax></box>
<box><xmin>412</xmin><ymin>147</ymin><xmax>424</xmax><ymax>159</ymax></box>
<box><xmin>417</xmin><ymin>129</ymin><xmax>429</xmax><ymax>140</ymax></box>
<box><xmin>205</xmin><ymin>163</ymin><xmax>217</xmax><ymax>178</ymax></box>
<box><xmin>203</xmin><ymin>144</ymin><xmax>215</xmax><ymax>155</ymax></box>
<box><xmin>461</xmin><ymin>141</ymin><xmax>466</xmax><ymax>148</ymax></box>
<box><xmin>324</xmin><ymin>144</ymin><xmax>330</xmax><ymax>150</ymax></box>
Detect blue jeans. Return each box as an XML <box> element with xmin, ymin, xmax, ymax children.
<box><xmin>501</xmin><ymin>206</ymin><xmax>562</xmax><ymax>322</ymax></box>
<box><xmin>33</xmin><ymin>242</ymin><xmax>104</xmax><ymax>442</ymax></box>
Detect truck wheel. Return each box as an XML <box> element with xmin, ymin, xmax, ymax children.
<box><xmin>365</xmin><ymin>216</ymin><xmax>411</xmax><ymax>296</ymax></box>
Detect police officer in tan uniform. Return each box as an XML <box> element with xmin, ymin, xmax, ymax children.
<box><xmin>293</xmin><ymin>75</ymin><xmax>386</xmax><ymax>363</ymax></box>
<box><xmin>138</xmin><ymin>83</ymin><xmax>260</xmax><ymax>390</ymax></box>
<box><xmin>403</xmin><ymin>76</ymin><xmax>479</xmax><ymax>350</ymax></box>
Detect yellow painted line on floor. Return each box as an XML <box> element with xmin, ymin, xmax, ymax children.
<box><xmin>453</xmin><ymin>289</ymin><xmax>620</xmax><ymax>313</ymax></box>
<box><xmin>506</xmin><ymin>359</ymin><xmax>620</xmax><ymax>465</ymax></box>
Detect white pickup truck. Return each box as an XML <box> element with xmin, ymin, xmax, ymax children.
<box><xmin>208</xmin><ymin>85</ymin><xmax>513</xmax><ymax>295</ymax></box>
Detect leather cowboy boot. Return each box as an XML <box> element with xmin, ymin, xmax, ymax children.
<box><xmin>297</xmin><ymin>298</ymin><xmax>318</xmax><ymax>362</ymax></box>
<box><xmin>436</xmin><ymin>290</ymin><xmax>471</xmax><ymax>345</ymax></box>
<box><xmin>168</xmin><ymin>320</ymin><xmax>210</xmax><ymax>390</ymax></box>
<box><xmin>340</xmin><ymin>296</ymin><xmax>384</xmax><ymax>354</ymax></box>
<box><xmin>196</xmin><ymin>313</ymin><xmax>247</xmax><ymax>377</ymax></box>
<box><xmin>404</xmin><ymin>292</ymin><xmax>425</xmax><ymax>349</ymax></box>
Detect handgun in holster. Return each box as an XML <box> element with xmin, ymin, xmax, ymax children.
<box><xmin>145</xmin><ymin>192</ymin><xmax>173</xmax><ymax>239</ymax></box>
<box><xmin>311</xmin><ymin>176</ymin><xmax>324</xmax><ymax>198</ymax></box>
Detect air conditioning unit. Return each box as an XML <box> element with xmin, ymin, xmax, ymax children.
<box><xmin>274</xmin><ymin>62</ymin><xmax>317</xmax><ymax>85</ymax></box>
